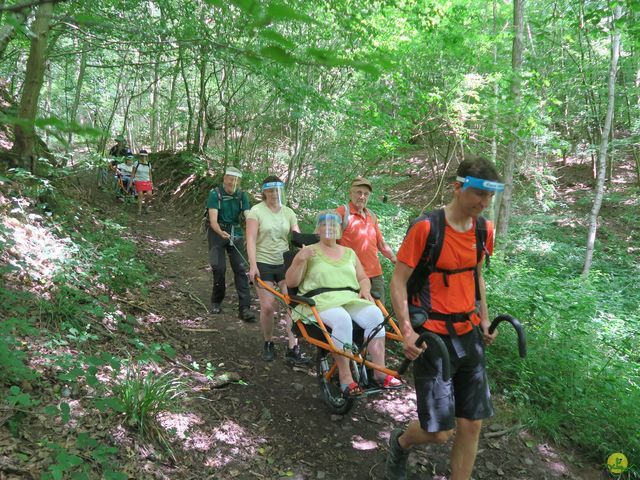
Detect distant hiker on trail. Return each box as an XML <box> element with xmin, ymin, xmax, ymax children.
<box><xmin>131</xmin><ymin>150</ymin><xmax>153</xmax><ymax>215</ymax></box>
<box><xmin>205</xmin><ymin>166</ymin><xmax>256</xmax><ymax>323</ymax></box>
<box><xmin>109</xmin><ymin>135</ymin><xmax>131</xmax><ymax>158</ymax></box>
<box><xmin>246</xmin><ymin>175</ymin><xmax>309</xmax><ymax>365</ymax></box>
<box><xmin>384</xmin><ymin>156</ymin><xmax>504</xmax><ymax>480</ymax></box>
<box><xmin>336</xmin><ymin>177</ymin><xmax>397</xmax><ymax>304</ymax></box>
<box><xmin>286</xmin><ymin>211</ymin><xmax>402</xmax><ymax>397</ymax></box>
<box><xmin>99</xmin><ymin>134</ymin><xmax>131</xmax><ymax>189</ymax></box>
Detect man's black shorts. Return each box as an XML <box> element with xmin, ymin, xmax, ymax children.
<box><xmin>413</xmin><ymin>326</ymin><xmax>493</xmax><ymax>432</ymax></box>
<box><xmin>256</xmin><ymin>262</ymin><xmax>285</xmax><ymax>283</ymax></box>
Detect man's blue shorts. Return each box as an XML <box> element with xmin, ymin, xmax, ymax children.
<box><xmin>413</xmin><ymin>326</ymin><xmax>494</xmax><ymax>432</ymax></box>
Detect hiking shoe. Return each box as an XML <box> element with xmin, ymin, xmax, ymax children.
<box><xmin>385</xmin><ymin>428</ymin><xmax>409</xmax><ymax>480</ymax></box>
<box><xmin>210</xmin><ymin>303</ymin><xmax>222</xmax><ymax>314</ymax></box>
<box><xmin>238</xmin><ymin>307</ymin><xmax>256</xmax><ymax>322</ymax></box>
<box><xmin>263</xmin><ymin>341</ymin><xmax>276</xmax><ymax>362</ymax></box>
<box><xmin>284</xmin><ymin>345</ymin><xmax>311</xmax><ymax>365</ymax></box>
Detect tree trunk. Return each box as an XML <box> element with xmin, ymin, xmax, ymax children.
<box><xmin>150</xmin><ymin>57</ymin><xmax>160</xmax><ymax>152</ymax></box>
<box><xmin>621</xmin><ymin>71</ymin><xmax>640</xmax><ymax>185</ymax></box>
<box><xmin>491</xmin><ymin>0</ymin><xmax>498</xmax><ymax>163</ymax></box>
<box><xmin>162</xmin><ymin>58</ymin><xmax>180</xmax><ymax>151</ymax></box>
<box><xmin>98</xmin><ymin>67</ymin><xmax>126</xmax><ymax>154</ymax></box>
<box><xmin>496</xmin><ymin>0</ymin><xmax>524</xmax><ymax>236</ymax></box>
<box><xmin>194</xmin><ymin>45</ymin><xmax>208</xmax><ymax>152</ymax></box>
<box><xmin>582</xmin><ymin>5</ymin><xmax>622</xmax><ymax>276</ymax></box>
<box><xmin>179</xmin><ymin>50</ymin><xmax>194</xmax><ymax>150</ymax></box>
<box><xmin>11</xmin><ymin>1</ymin><xmax>54</xmax><ymax>171</ymax></box>
<box><xmin>0</xmin><ymin>6</ymin><xmax>31</xmax><ymax>61</ymax></box>
<box><xmin>67</xmin><ymin>38</ymin><xmax>88</xmax><ymax>149</ymax></box>
<box><xmin>121</xmin><ymin>68</ymin><xmax>140</xmax><ymax>149</ymax></box>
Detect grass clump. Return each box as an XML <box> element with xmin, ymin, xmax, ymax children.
<box><xmin>111</xmin><ymin>363</ymin><xmax>185</xmax><ymax>453</ymax></box>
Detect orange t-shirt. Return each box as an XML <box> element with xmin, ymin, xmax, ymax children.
<box><xmin>336</xmin><ymin>203</ymin><xmax>384</xmax><ymax>277</ymax></box>
<box><xmin>396</xmin><ymin>217</ymin><xmax>494</xmax><ymax>335</ymax></box>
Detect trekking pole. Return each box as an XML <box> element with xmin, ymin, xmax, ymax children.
<box><xmin>397</xmin><ymin>332</ymin><xmax>451</xmax><ymax>381</ymax></box>
<box><xmin>488</xmin><ymin>314</ymin><xmax>527</xmax><ymax>358</ymax></box>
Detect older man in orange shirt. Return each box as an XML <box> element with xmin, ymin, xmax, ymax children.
<box><xmin>336</xmin><ymin>177</ymin><xmax>397</xmax><ymax>303</ymax></box>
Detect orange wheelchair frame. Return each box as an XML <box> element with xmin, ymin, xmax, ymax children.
<box><xmin>254</xmin><ymin>276</ymin><xmax>454</xmax><ymax>414</ymax></box>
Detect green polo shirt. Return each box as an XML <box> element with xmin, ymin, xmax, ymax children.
<box><xmin>206</xmin><ymin>187</ymin><xmax>251</xmax><ymax>234</ymax></box>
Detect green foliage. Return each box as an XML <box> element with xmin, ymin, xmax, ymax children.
<box><xmin>487</xmin><ymin>214</ymin><xmax>640</xmax><ymax>461</ymax></box>
<box><xmin>6</xmin><ymin>385</ymin><xmax>36</xmax><ymax>407</ymax></box>
<box><xmin>40</xmin><ymin>436</ymin><xmax>126</xmax><ymax>480</ymax></box>
<box><xmin>111</xmin><ymin>363</ymin><xmax>185</xmax><ymax>438</ymax></box>
<box><xmin>89</xmin><ymin>240</ymin><xmax>150</xmax><ymax>295</ymax></box>
<box><xmin>191</xmin><ymin>360</ymin><xmax>217</xmax><ymax>380</ymax></box>
<box><xmin>39</xmin><ymin>283</ymin><xmax>97</xmax><ymax>329</ymax></box>
<box><xmin>0</xmin><ymin>288</ymin><xmax>37</xmax><ymax>383</ymax></box>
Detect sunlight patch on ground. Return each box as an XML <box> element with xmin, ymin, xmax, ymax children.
<box><xmin>26</xmin><ymin>340</ymin><xmax>76</xmax><ymax>372</ymax></box>
<box><xmin>1</xmin><ymin>205</ymin><xmax>71</xmax><ymax>289</ymax></box>
<box><xmin>176</xmin><ymin>316</ymin><xmax>211</xmax><ymax>329</ymax></box>
<box><xmin>367</xmin><ymin>391</ymin><xmax>417</xmax><ymax>423</ymax></box>
<box><xmin>351</xmin><ymin>434</ymin><xmax>379</xmax><ymax>451</ymax></box>
<box><xmin>537</xmin><ymin>443</ymin><xmax>569</xmax><ymax>476</ymax></box>
<box><xmin>134</xmin><ymin>233</ymin><xmax>184</xmax><ymax>255</ymax></box>
<box><xmin>157</xmin><ymin>412</ymin><xmax>203</xmax><ymax>440</ymax></box>
<box><xmin>137</xmin><ymin>312</ymin><xmax>165</xmax><ymax>327</ymax></box>
<box><xmin>173</xmin><ymin>420</ymin><xmax>267</xmax><ymax>468</ymax></box>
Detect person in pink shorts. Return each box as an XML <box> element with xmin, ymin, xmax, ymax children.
<box><xmin>131</xmin><ymin>150</ymin><xmax>153</xmax><ymax>215</ymax></box>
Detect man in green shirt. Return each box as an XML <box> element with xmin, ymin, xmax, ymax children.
<box><xmin>206</xmin><ymin>166</ymin><xmax>255</xmax><ymax>322</ymax></box>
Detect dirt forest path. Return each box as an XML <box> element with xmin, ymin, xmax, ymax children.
<box><xmin>124</xmin><ymin>206</ymin><xmax>603</xmax><ymax>480</ymax></box>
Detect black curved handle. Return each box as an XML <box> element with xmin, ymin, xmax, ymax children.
<box><xmin>489</xmin><ymin>314</ymin><xmax>527</xmax><ymax>358</ymax></box>
<box><xmin>397</xmin><ymin>332</ymin><xmax>451</xmax><ymax>381</ymax></box>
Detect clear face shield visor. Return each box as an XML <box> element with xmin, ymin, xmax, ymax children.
<box><xmin>262</xmin><ymin>181</ymin><xmax>286</xmax><ymax>207</ymax></box>
<box><xmin>316</xmin><ymin>213</ymin><xmax>342</xmax><ymax>240</ymax></box>
<box><xmin>223</xmin><ymin>173</ymin><xmax>241</xmax><ymax>193</ymax></box>
<box><xmin>456</xmin><ymin>176</ymin><xmax>505</xmax><ymax>222</ymax></box>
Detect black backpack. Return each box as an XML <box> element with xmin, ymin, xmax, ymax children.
<box><xmin>406</xmin><ymin>209</ymin><xmax>490</xmax><ymax>309</ymax></box>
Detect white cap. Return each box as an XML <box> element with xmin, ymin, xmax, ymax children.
<box><xmin>225</xmin><ymin>166</ymin><xmax>242</xmax><ymax>178</ymax></box>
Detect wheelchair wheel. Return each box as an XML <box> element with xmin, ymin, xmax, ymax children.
<box><xmin>316</xmin><ymin>348</ymin><xmax>355</xmax><ymax>415</ymax></box>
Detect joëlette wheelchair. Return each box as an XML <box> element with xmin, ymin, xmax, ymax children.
<box><xmin>115</xmin><ymin>171</ymin><xmax>136</xmax><ymax>201</ymax></box>
<box><xmin>253</xmin><ymin>232</ymin><xmax>450</xmax><ymax>414</ymax></box>
<box><xmin>253</xmin><ymin>232</ymin><xmax>527</xmax><ymax>414</ymax></box>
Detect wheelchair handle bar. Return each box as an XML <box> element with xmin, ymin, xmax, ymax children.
<box><xmin>488</xmin><ymin>314</ymin><xmax>527</xmax><ymax>358</ymax></box>
<box><xmin>397</xmin><ymin>331</ymin><xmax>451</xmax><ymax>381</ymax></box>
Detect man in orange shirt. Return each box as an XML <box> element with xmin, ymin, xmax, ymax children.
<box><xmin>336</xmin><ymin>177</ymin><xmax>397</xmax><ymax>303</ymax></box>
<box><xmin>385</xmin><ymin>156</ymin><xmax>504</xmax><ymax>480</ymax></box>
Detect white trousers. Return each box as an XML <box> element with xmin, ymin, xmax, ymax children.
<box><xmin>319</xmin><ymin>303</ymin><xmax>385</xmax><ymax>350</ymax></box>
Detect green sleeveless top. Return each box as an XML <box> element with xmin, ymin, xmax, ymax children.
<box><xmin>291</xmin><ymin>244</ymin><xmax>373</xmax><ymax>322</ymax></box>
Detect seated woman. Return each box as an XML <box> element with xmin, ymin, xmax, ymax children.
<box><xmin>116</xmin><ymin>155</ymin><xmax>135</xmax><ymax>195</ymax></box>
<box><xmin>286</xmin><ymin>211</ymin><xmax>401</xmax><ymax>396</ymax></box>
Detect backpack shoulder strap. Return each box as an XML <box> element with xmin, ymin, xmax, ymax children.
<box><xmin>237</xmin><ymin>189</ymin><xmax>245</xmax><ymax>211</ymax></box>
<box><xmin>406</xmin><ymin>208</ymin><xmax>446</xmax><ymax>300</ymax></box>
<box><xmin>421</xmin><ymin>208</ymin><xmax>445</xmax><ymax>269</ymax></box>
<box><xmin>475</xmin><ymin>216</ymin><xmax>489</xmax><ymax>266</ymax></box>
<box><xmin>217</xmin><ymin>186</ymin><xmax>224</xmax><ymax>210</ymax></box>
<box><xmin>472</xmin><ymin>215</ymin><xmax>489</xmax><ymax>301</ymax></box>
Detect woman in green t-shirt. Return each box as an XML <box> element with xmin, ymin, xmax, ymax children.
<box><xmin>286</xmin><ymin>211</ymin><xmax>401</xmax><ymax>396</ymax></box>
<box><xmin>246</xmin><ymin>176</ymin><xmax>308</xmax><ymax>365</ymax></box>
